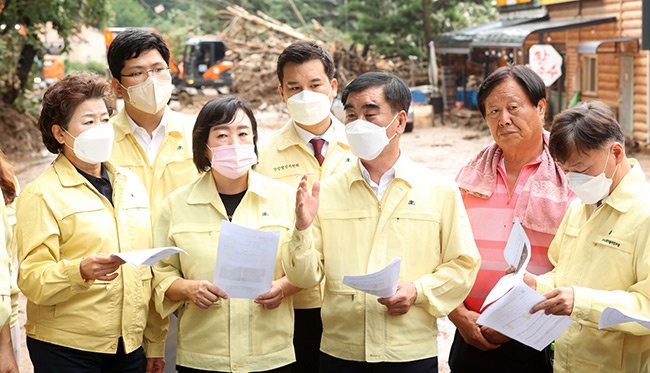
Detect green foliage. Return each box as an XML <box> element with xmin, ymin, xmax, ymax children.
<box><xmin>430</xmin><ymin>0</ymin><xmax>498</xmax><ymax>34</ymax></box>
<box><xmin>0</xmin><ymin>31</ymin><xmax>22</xmax><ymax>96</ymax></box>
<box><xmin>0</xmin><ymin>0</ymin><xmax>111</xmax><ymax>104</ymax></box>
<box><xmin>13</xmin><ymin>89</ymin><xmax>42</xmax><ymax>120</ymax></box>
<box><xmin>65</xmin><ymin>60</ymin><xmax>108</xmax><ymax>75</ymax></box>
<box><xmin>0</xmin><ymin>0</ymin><xmax>498</xmax><ymax>106</ymax></box>
<box><xmin>0</xmin><ymin>0</ymin><xmax>109</xmax><ymax>51</ymax></box>
<box><xmin>105</xmin><ymin>0</ymin><xmax>497</xmax><ymax>64</ymax></box>
<box><xmin>343</xmin><ymin>0</ymin><xmax>497</xmax><ymax>59</ymax></box>
<box><xmin>225</xmin><ymin>0</ymin><xmax>496</xmax><ymax>60</ymax></box>
<box><xmin>108</xmin><ymin>0</ymin><xmax>154</xmax><ymax>27</ymax></box>
<box><xmin>106</xmin><ymin>0</ymin><xmax>230</xmax><ymax>65</ymax></box>
<box><xmin>347</xmin><ymin>0</ymin><xmax>425</xmax><ymax>59</ymax></box>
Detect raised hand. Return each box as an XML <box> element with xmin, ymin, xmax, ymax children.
<box><xmin>295</xmin><ymin>175</ymin><xmax>320</xmax><ymax>231</ymax></box>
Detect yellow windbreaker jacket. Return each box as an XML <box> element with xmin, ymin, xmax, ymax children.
<box><xmin>16</xmin><ymin>155</ymin><xmax>166</xmax><ymax>357</ymax></box>
<box><xmin>256</xmin><ymin>116</ymin><xmax>354</xmax><ymax>309</ymax></box>
<box><xmin>110</xmin><ymin>109</ymin><xmax>198</xmax><ymax>219</ymax></box>
<box><xmin>5</xmin><ymin>177</ymin><xmax>19</xmax><ymax>328</ymax></box>
<box><xmin>153</xmin><ymin>170</ymin><xmax>309</xmax><ymax>371</ymax></box>
<box><xmin>284</xmin><ymin>156</ymin><xmax>480</xmax><ymax>362</ymax></box>
<box><xmin>0</xmin><ymin>191</ymin><xmax>10</xmax><ymax>327</ymax></box>
<box><xmin>536</xmin><ymin>160</ymin><xmax>650</xmax><ymax>373</ymax></box>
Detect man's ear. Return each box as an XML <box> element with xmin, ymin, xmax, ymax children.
<box><xmin>395</xmin><ymin>110</ymin><xmax>407</xmax><ymax>135</ymax></box>
<box><xmin>612</xmin><ymin>141</ymin><xmax>625</xmax><ymax>164</ymax></box>
<box><xmin>536</xmin><ymin>98</ymin><xmax>547</xmax><ymax>117</ymax></box>
<box><xmin>330</xmin><ymin>78</ymin><xmax>338</xmax><ymax>99</ymax></box>
<box><xmin>111</xmin><ymin>77</ymin><xmax>123</xmax><ymax>98</ymax></box>
<box><xmin>278</xmin><ymin>85</ymin><xmax>286</xmax><ymax>103</ymax></box>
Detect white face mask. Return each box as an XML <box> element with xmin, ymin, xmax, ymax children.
<box><xmin>345</xmin><ymin>114</ymin><xmax>398</xmax><ymax>160</ymax></box>
<box><xmin>566</xmin><ymin>149</ymin><xmax>618</xmax><ymax>205</ymax></box>
<box><xmin>63</xmin><ymin>124</ymin><xmax>115</xmax><ymax>165</ymax></box>
<box><xmin>208</xmin><ymin>144</ymin><xmax>258</xmax><ymax>179</ymax></box>
<box><xmin>286</xmin><ymin>87</ymin><xmax>332</xmax><ymax>126</ymax></box>
<box><xmin>122</xmin><ymin>76</ymin><xmax>173</xmax><ymax>115</ymax></box>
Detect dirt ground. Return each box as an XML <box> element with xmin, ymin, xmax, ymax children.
<box><xmin>8</xmin><ymin>100</ymin><xmax>650</xmax><ymax>372</ymax></box>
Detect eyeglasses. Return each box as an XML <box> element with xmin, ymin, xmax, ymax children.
<box><xmin>121</xmin><ymin>67</ymin><xmax>170</xmax><ymax>83</ymax></box>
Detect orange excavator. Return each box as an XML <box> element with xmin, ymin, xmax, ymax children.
<box><xmin>42</xmin><ymin>53</ymin><xmax>65</xmax><ymax>85</ymax></box>
<box><xmin>104</xmin><ymin>27</ymin><xmax>234</xmax><ymax>105</ymax></box>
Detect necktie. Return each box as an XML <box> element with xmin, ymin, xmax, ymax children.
<box><xmin>310</xmin><ymin>138</ymin><xmax>325</xmax><ymax>166</ymax></box>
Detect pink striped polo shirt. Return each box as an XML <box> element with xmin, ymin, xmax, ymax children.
<box><xmin>462</xmin><ymin>157</ymin><xmax>555</xmax><ymax>313</ymax></box>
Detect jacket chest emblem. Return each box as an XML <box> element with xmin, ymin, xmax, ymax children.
<box><xmin>273</xmin><ymin>163</ymin><xmax>300</xmax><ymax>172</ymax></box>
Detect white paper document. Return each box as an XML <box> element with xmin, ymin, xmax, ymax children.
<box><xmin>477</xmin><ymin>281</ymin><xmax>573</xmax><ymax>351</ymax></box>
<box><xmin>599</xmin><ymin>307</ymin><xmax>650</xmax><ymax>330</ymax></box>
<box><xmin>342</xmin><ymin>257</ymin><xmax>401</xmax><ymax>298</ymax></box>
<box><xmin>481</xmin><ymin>218</ymin><xmax>531</xmax><ymax>311</ymax></box>
<box><xmin>213</xmin><ymin>221</ymin><xmax>281</xmax><ymax>300</ymax></box>
<box><xmin>112</xmin><ymin>247</ymin><xmax>187</xmax><ymax>267</ymax></box>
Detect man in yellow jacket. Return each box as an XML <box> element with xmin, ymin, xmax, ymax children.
<box><xmin>107</xmin><ymin>29</ymin><xmax>198</xmax><ymax>373</ymax></box>
<box><xmin>529</xmin><ymin>101</ymin><xmax>650</xmax><ymax>372</ymax></box>
<box><xmin>255</xmin><ymin>40</ymin><xmax>354</xmax><ymax>372</ymax></box>
<box><xmin>107</xmin><ymin>29</ymin><xmax>197</xmax><ymax>220</ymax></box>
<box><xmin>285</xmin><ymin>71</ymin><xmax>481</xmax><ymax>372</ymax></box>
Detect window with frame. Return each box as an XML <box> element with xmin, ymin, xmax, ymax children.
<box><xmin>582</xmin><ymin>55</ymin><xmax>598</xmax><ymax>96</ymax></box>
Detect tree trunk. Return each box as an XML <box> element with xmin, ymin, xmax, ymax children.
<box><xmin>362</xmin><ymin>43</ymin><xmax>370</xmax><ymax>58</ymax></box>
<box><xmin>2</xmin><ymin>41</ymin><xmax>37</xmax><ymax>105</ymax></box>
<box><xmin>422</xmin><ymin>0</ymin><xmax>433</xmax><ymax>47</ymax></box>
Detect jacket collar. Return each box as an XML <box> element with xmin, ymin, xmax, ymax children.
<box><xmin>600</xmin><ymin>158</ymin><xmax>645</xmax><ymax>214</ymax></box>
<box><xmin>53</xmin><ymin>154</ymin><xmax>118</xmax><ymax>188</ymax></box>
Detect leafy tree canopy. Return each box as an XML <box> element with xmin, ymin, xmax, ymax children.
<box><xmin>0</xmin><ymin>0</ymin><xmax>110</xmax><ymax>104</ymax></box>
<box><xmin>0</xmin><ymin>0</ymin><xmax>497</xmax><ymax>106</ymax></box>
<box><xmin>109</xmin><ymin>0</ymin><xmax>497</xmax><ymax>61</ymax></box>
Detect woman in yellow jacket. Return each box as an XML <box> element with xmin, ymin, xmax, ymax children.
<box><xmin>152</xmin><ymin>96</ymin><xmax>308</xmax><ymax>372</ymax></box>
<box><xmin>15</xmin><ymin>72</ymin><xmax>166</xmax><ymax>373</ymax></box>
<box><xmin>0</xmin><ymin>149</ymin><xmax>20</xmax><ymax>368</ymax></box>
<box><xmin>0</xmin><ymin>187</ymin><xmax>18</xmax><ymax>372</ymax></box>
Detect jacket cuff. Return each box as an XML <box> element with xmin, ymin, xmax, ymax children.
<box><xmin>412</xmin><ymin>280</ymin><xmax>424</xmax><ymax>305</ymax></box>
<box><xmin>66</xmin><ymin>258</ymin><xmax>94</xmax><ymax>291</ymax></box>
<box><xmin>291</xmin><ymin>228</ymin><xmax>313</xmax><ymax>250</ymax></box>
<box><xmin>144</xmin><ymin>341</ymin><xmax>165</xmax><ymax>358</ymax></box>
<box><xmin>570</xmin><ymin>286</ymin><xmax>591</xmax><ymax>321</ymax></box>
<box><xmin>534</xmin><ymin>274</ymin><xmax>555</xmax><ymax>295</ymax></box>
<box><xmin>154</xmin><ymin>276</ymin><xmax>183</xmax><ymax>318</ymax></box>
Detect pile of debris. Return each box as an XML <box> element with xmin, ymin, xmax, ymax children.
<box><xmin>222</xmin><ymin>5</ymin><xmax>422</xmax><ymax>108</ymax></box>
<box><xmin>0</xmin><ymin>101</ymin><xmax>42</xmax><ymax>158</ymax></box>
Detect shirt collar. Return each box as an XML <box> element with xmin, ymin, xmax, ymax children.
<box><xmin>76</xmin><ymin>163</ymin><xmax>110</xmax><ymax>182</ymax></box>
<box><xmin>292</xmin><ymin>117</ymin><xmax>336</xmax><ymax>145</ymax></box>
<box><xmin>496</xmin><ymin>151</ymin><xmax>544</xmax><ymax>174</ymax></box>
<box><xmin>358</xmin><ymin>153</ymin><xmax>403</xmax><ymax>188</ymax></box>
<box><xmin>126</xmin><ymin>106</ymin><xmax>169</xmax><ymax>136</ymax></box>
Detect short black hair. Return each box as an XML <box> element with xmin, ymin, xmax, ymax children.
<box><xmin>549</xmin><ymin>101</ymin><xmax>625</xmax><ymax>164</ymax></box>
<box><xmin>107</xmin><ymin>28</ymin><xmax>170</xmax><ymax>82</ymax></box>
<box><xmin>342</xmin><ymin>71</ymin><xmax>411</xmax><ymax>114</ymax></box>
<box><xmin>192</xmin><ymin>96</ymin><xmax>259</xmax><ymax>172</ymax></box>
<box><xmin>277</xmin><ymin>40</ymin><xmax>335</xmax><ymax>84</ymax></box>
<box><xmin>477</xmin><ymin>64</ymin><xmax>546</xmax><ymax>118</ymax></box>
